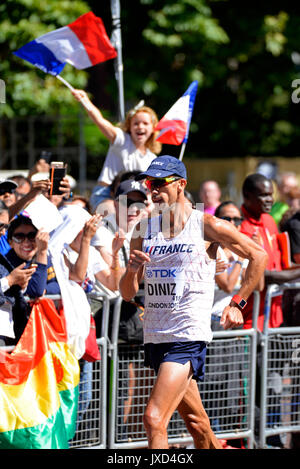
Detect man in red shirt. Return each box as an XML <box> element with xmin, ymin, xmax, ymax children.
<box><xmin>240</xmin><ymin>173</ymin><xmax>300</xmax><ymax>330</ymax></box>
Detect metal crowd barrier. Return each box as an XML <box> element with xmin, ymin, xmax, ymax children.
<box><xmin>258</xmin><ymin>282</ymin><xmax>300</xmax><ymax>449</ymax></box>
<box><xmin>3</xmin><ymin>282</ymin><xmax>300</xmax><ymax>449</ymax></box>
<box><xmin>1</xmin><ymin>293</ymin><xmax>110</xmax><ymax>450</ymax></box>
<box><xmin>69</xmin><ymin>292</ymin><xmax>110</xmax><ymax>449</ymax></box>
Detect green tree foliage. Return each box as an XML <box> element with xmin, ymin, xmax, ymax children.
<box><xmin>0</xmin><ymin>0</ymin><xmax>90</xmax><ymax>117</ymax></box>
<box><xmin>93</xmin><ymin>0</ymin><xmax>299</xmax><ymax>158</ymax></box>
<box><xmin>2</xmin><ymin>0</ymin><xmax>300</xmax><ymax>162</ymax></box>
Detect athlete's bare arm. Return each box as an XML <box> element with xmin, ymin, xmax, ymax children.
<box><xmin>119</xmin><ymin>221</ymin><xmax>150</xmax><ymax>302</ymax></box>
<box><xmin>204</xmin><ymin>213</ymin><xmax>268</xmax><ymax>329</ymax></box>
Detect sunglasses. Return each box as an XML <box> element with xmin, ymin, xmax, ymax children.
<box><xmin>11</xmin><ymin>231</ymin><xmax>37</xmax><ymax>243</ymax></box>
<box><xmin>118</xmin><ymin>198</ymin><xmax>147</xmax><ymax>209</ymax></box>
<box><xmin>145</xmin><ymin>176</ymin><xmax>181</xmax><ymax>191</ymax></box>
<box><xmin>0</xmin><ymin>223</ymin><xmax>9</xmax><ymax>231</ymax></box>
<box><xmin>220</xmin><ymin>216</ymin><xmax>243</xmax><ymax>226</ymax></box>
<box><xmin>0</xmin><ymin>189</ymin><xmax>15</xmax><ymax>196</ymax></box>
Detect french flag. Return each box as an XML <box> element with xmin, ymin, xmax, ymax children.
<box><xmin>13</xmin><ymin>12</ymin><xmax>117</xmax><ymax>76</ymax></box>
<box><xmin>155</xmin><ymin>81</ymin><xmax>198</xmax><ymax>145</ymax></box>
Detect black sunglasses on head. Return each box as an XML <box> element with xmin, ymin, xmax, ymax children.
<box><xmin>220</xmin><ymin>216</ymin><xmax>243</xmax><ymax>226</ymax></box>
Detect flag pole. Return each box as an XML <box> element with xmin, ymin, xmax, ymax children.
<box><xmin>179</xmin><ymin>142</ymin><xmax>186</xmax><ymax>161</ymax></box>
<box><xmin>56</xmin><ymin>75</ymin><xmax>93</xmax><ymax>112</ymax></box>
<box><xmin>56</xmin><ymin>74</ymin><xmax>74</xmax><ymax>91</ymax></box>
<box><xmin>110</xmin><ymin>0</ymin><xmax>125</xmax><ymax>121</ymax></box>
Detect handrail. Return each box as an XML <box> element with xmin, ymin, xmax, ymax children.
<box><xmin>262</xmin><ymin>282</ymin><xmax>300</xmax><ymax>335</ymax></box>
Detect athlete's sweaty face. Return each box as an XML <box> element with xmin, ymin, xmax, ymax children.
<box><xmin>150</xmin><ymin>177</ymin><xmax>184</xmax><ymax>210</ymax></box>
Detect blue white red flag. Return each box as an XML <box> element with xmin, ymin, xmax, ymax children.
<box><xmin>13</xmin><ymin>12</ymin><xmax>117</xmax><ymax>76</ymax></box>
<box><xmin>155</xmin><ymin>81</ymin><xmax>198</xmax><ymax>145</ymax></box>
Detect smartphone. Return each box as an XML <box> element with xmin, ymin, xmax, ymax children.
<box><xmin>49</xmin><ymin>162</ymin><xmax>67</xmax><ymax>196</ymax></box>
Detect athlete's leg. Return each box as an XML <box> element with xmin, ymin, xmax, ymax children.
<box><xmin>177</xmin><ymin>379</ymin><xmax>222</xmax><ymax>449</ymax></box>
<box><xmin>143</xmin><ymin>360</ymin><xmax>194</xmax><ymax>449</ymax></box>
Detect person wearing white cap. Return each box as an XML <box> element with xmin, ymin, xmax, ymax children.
<box><xmin>119</xmin><ymin>155</ymin><xmax>268</xmax><ymax>449</ymax></box>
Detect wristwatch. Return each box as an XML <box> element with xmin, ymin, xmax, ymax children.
<box><xmin>231</xmin><ymin>294</ymin><xmax>247</xmax><ymax>310</ymax></box>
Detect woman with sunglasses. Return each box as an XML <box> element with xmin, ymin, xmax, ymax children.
<box><xmin>0</xmin><ymin>206</ymin><xmax>37</xmax><ymax>345</ymax></box>
<box><xmin>213</xmin><ymin>201</ymin><xmax>264</xmax><ymax>327</ymax></box>
<box><xmin>6</xmin><ymin>216</ymin><xmax>56</xmax><ymax>299</ymax></box>
<box><xmin>71</xmin><ymin>88</ymin><xmax>161</xmax><ymax>212</ymax></box>
<box><xmin>212</xmin><ymin>201</ymin><xmax>249</xmax><ymax>329</ymax></box>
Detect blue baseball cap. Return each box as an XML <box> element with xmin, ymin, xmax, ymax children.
<box><xmin>136</xmin><ymin>155</ymin><xmax>187</xmax><ymax>180</ymax></box>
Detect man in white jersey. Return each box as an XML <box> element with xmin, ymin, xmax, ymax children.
<box><xmin>119</xmin><ymin>155</ymin><xmax>268</xmax><ymax>449</ymax></box>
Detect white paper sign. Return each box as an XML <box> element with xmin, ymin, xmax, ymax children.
<box><xmin>23</xmin><ymin>194</ymin><xmax>63</xmax><ymax>233</ymax></box>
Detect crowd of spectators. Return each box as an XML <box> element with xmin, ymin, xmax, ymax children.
<box><xmin>1</xmin><ymin>92</ymin><xmax>300</xmax><ymax>448</ymax></box>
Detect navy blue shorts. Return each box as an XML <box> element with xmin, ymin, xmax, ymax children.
<box><xmin>144</xmin><ymin>341</ymin><xmax>207</xmax><ymax>382</ymax></box>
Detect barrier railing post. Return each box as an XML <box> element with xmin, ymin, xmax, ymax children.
<box><xmin>96</xmin><ymin>293</ymin><xmax>110</xmax><ymax>449</ymax></box>
<box><xmin>259</xmin><ymin>284</ymin><xmax>280</xmax><ymax>449</ymax></box>
<box><xmin>107</xmin><ymin>295</ymin><xmax>122</xmax><ymax>449</ymax></box>
<box><xmin>248</xmin><ymin>290</ymin><xmax>260</xmax><ymax>448</ymax></box>
<box><xmin>71</xmin><ymin>292</ymin><xmax>110</xmax><ymax>449</ymax></box>
<box><xmin>258</xmin><ymin>282</ymin><xmax>300</xmax><ymax>449</ymax></box>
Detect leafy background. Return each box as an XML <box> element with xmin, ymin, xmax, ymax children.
<box><xmin>1</xmin><ymin>0</ymin><xmax>300</xmax><ymax>180</ymax></box>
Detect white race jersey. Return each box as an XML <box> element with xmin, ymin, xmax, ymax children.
<box><xmin>142</xmin><ymin>209</ymin><xmax>216</xmax><ymax>344</ymax></box>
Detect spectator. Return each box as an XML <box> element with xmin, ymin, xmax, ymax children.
<box><xmin>65</xmin><ymin>195</ymin><xmax>92</xmax><ymax>213</ymax></box>
<box><xmin>10</xmin><ymin>175</ymin><xmax>31</xmax><ymax>200</ymax></box>
<box><xmin>240</xmin><ymin>173</ymin><xmax>300</xmax><ymax>331</ymax></box>
<box><xmin>278</xmin><ymin>186</ymin><xmax>300</xmax><ymax>232</ymax></box>
<box><xmin>0</xmin><ymin>178</ymin><xmax>18</xmax><ymax>209</ymax></box>
<box><xmin>92</xmin><ymin>179</ymin><xmax>149</xmax><ymax>277</ymax></box>
<box><xmin>95</xmin><ymin>170</ymin><xmax>141</xmax><ymax>218</ymax></box>
<box><xmin>92</xmin><ymin>178</ymin><xmax>150</xmax><ymax>438</ymax></box>
<box><xmin>0</xmin><ymin>175</ymin><xmax>71</xmax><ymax>255</ymax></box>
<box><xmin>71</xmin><ymin>89</ymin><xmax>161</xmax><ymax>212</ymax></box>
<box><xmin>0</xmin><ymin>202</ymin><xmax>36</xmax><ymax>345</ymax></box>
<box><xmin>240</xmin><ymin>173</ymin><xmax>300</xmax><ymax>448</ymax></box>
<box><xmin>198</xmin><ymin>180</ymin><xmax>222</xmax><ymax>215</ymax></box>
<box><xmin>61</xmin><ymin>206</ymin><xmax>124</xmax><ymax>293</ymax></box>
<box><xmin>280</xmin><ymin>206</ymin><xmax>300</xmax><ymax>328</ymax></box>
<box><xmin>8</xmin><ymin>177</ymin><xmax>71</xmax><ymax>221</ymax></box>
<box><xmin>212</xmin><ymin>201</ymin><xmax>264</xmax><ymax>329</ymax></box>
<box><xmin>0</xmin><ymin>179</ymin><xmax>18</xmax><ymax>255</ymax></box>
<box><xmin>281</xmin><ymin>207</ymin><xmax>300</xmax><ymax>266</ymax></box>
<box><xmin>6</xmin><ymin>216</ymin><xmax>49</xmax><ymax>298</ymax></box>
<box><xmin>270</xmin><ymin>171</ymin><xmax>299</xmax><ymax>225</ymax></box>
<box><xmin>27</xmin><ymin>153</ymin><xmax>51</xmax><ymax>181</ymax></box>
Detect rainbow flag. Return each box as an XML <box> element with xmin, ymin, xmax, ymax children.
<box><xmin>0</xmin><ymin>298</ymin><xmax>80</xmax><ymax>449</ymax></box>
